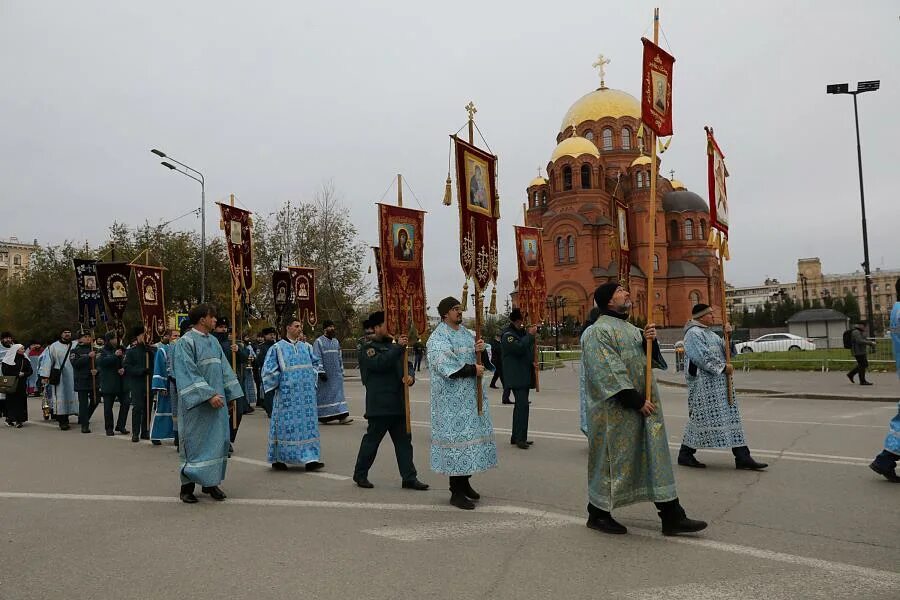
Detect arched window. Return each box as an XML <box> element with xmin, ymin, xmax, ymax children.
<box><xmin>580</xmin><ymin>164</ymin><xmax>591</xmax><ymax>189</ymax></box>
<box><xmin>689</xmin><ymin>290</ymin><xmax>701</xmax><ymax>306</ymax></box>
<box><xmin>556</xmin><ymin>237</ymin><xmax>565</xmax><ymax>263</ymax></box>
<box><xmin>567</xmin><ymin>235</ymin><xmax>576</xmax><ymax>262</ymax></box>
<box><xmin>584</xmin><ymin>130</ymin><xmax>594</xmax><ymax>141</ymax></box>
<box><xmin>601</xmin><ymin>127</ymin><xmax>614</xmax><ymax>151</ymax></box>
<box><xmin>541</xmin><ymin>191</ymin><xmax>547</xmax><ymax>205</ymax></box>
<box><xmin>13</xmin><ymin>254</ymin><xmax>22</xmax><ymax>266</ymax></box>
<box><xmin>653</xmin><ymin>254</ymin><xmax>660</xmax><ymax>272</ymax></box>
<box><xmin>562</xmin><ymin>166</ymin><xmax>573</xmax><ymax>191</ymax></box>
<box><xmin>699</xmin><ymin>219</ymin><xmax>706</xmax><ymax>240</ymax></box>
<box><xmin>669</xmin><ymin>220</ymin><xmax>679</xmax><ymax>242</ymax></box>
<box><xmin>621</xmin><ymin>127</ymin><xmax>632</xmax><ymax>150</ymax></box>
<box><xmin>684</xmin><ymin>218</ymin><xmax>694</xmax><ymax>241</ymax></box>
<box><xmin>532</xmin><ymin>191</ymin><xmax>539</xmax><ymax>207</ymax></box>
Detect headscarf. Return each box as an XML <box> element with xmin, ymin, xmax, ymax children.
<box><xmin>2</xmin><ymin>344</ymin><xmax>23</xmax><ymax>366</ymax></box>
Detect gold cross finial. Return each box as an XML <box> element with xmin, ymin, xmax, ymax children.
<box><xmin>537</xmin><ymin>166</ymin><xmax>542</xmax><ymax>177</ymax></box>
<box><xmin>669</xmin><ymin>169</ymin><xmax>676</xmax><ymax>179</ymax></box>
<box><xmin>465</xmin><ymin>101</ymin><xmax>477</xmax><ymax>122</ymax></box>
<box><xmin>592</xmin><ymin>54</ymin><xmax>611</xmax><ymax>89</ymax></box>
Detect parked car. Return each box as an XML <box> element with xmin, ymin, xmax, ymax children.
<box><xmin>735</xmin><ymin>333</ymin><xmax>816</xmax><ymax>353</ymax></box>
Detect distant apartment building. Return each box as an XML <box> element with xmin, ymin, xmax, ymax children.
<box><xmin>0</xmin><ymin>236</ymin><xmax>38</xmax><ymax>280</ymax></box>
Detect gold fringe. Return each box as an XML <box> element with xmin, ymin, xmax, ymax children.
<box><xmin>219</xmin><ymin>219</ymin><xmax>225</xmax><ymax>231</ymax></box>
<box><xmin>443</xmin><ymin>174</ymin><xmax>452</xmax><ymax>206</ymax></box>
<box><xmin>721</xmin><ymin>238</ymin><xmax>730</xmax><ymax>261</ymax></box>
<box><xmin>460</xmin><ymin>280</ymin><xmax>469</xmax><ymax>311</ymax></box>
<box><xmin>707</xmin><ymin>229</ymin><xmax>718</xmax><ymax>249</ymax></box>
<box><xmin>489</xmin><ymin>286</ymin><xmax>497</xmax><ymax>314</ymax></box>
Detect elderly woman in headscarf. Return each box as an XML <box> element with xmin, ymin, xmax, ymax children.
<box><xmin>2</xmin><ymin>343</ymin><xmax>33</xmax><ymax>427</ymax></box>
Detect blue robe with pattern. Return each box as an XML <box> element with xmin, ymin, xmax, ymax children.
<box><xmin>150</xmin><ymin>343</ymin><xmax>176</xmax><ymax>441</ymax></box>
<box><xmin>426</xmin><ymin>322</ymin><xmax>497</xmax><ymax>476</ymax></box>
<box><xmin>172</xmin><ymin>329</ymin><xmax>243</xmax><ymax>487</ymax></box>
<box><xmin>261</xmin><ymin>339</ymin><xmax>321</xmax><ymax>465</ymax></box>
<box><xmin>680</xmin><ymin>321</ymin><xmax>746</xmax><ymax>449</ymax></box>
<box><xmin>312</xmin><ymin>335</ymin><xmax>349</xmax><ymax>418</ymax></box>
<box><xmin>884</xmin><ymin>301</ymin><xmax>900</xmax><ymax>455</ymax></box>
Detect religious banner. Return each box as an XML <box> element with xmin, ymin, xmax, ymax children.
<box><xmin>641</xmin><ymin>37</ymin><xmax>675</xmax><ymax>137</ymax></box>
<box><xmin>513</xmin><ymin>226</ymin><xmax>547</xmax><ymax>324</ymax></box>
<box><xmin>372</xmin><ymin>246</ymin><xmax>384</xmax><ymax>305</ymax></box>
<box><xmin>706</xmin><ymin>127</ymin><xmax>729</xmax><ymax>238</ymax></box>
<box><xmin>452</xmin><ymin>135</ymin><xmax>499</xmax><ymax>307</ymax></box>
<box><xmin>74</xmin><ymin>259</ymin><xmax>106</xmax><ymax>328</ymax></box>
<box><xmin>130</xmin><ymin>264</ymin><xmax>166</xmax><ymax>343</ymax></box>
<box><xmin>615</xmin><ymin>202</ymin><xmax>631</xmax><ymax>288</ymax></box>
<box><xmin>287</xmin><ymin>266</ymin><xmax>316</xmax><ymax>326</ymax></box>
<box><xmin>95</xmin><ymin>261</ymin><xmax>131</xmax><ymax>322</ymax></box>
<box><xmin>378</xmin><ymin>204</ymin><xmax>427</xmax><ymax>335</ymax></box>
<box><xmin>272</xmin><ymin>270</ymin><xmax>291</xmax><ymax>323</ymax></box>
<box><xmin>218</xmin><ymin>203</ymin><xmax>255</xmax><ymax>293</ymax></box>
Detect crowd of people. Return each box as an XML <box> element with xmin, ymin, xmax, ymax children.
<box><xmin>1</xmin><ymin>279</ymin><xmax>896</xmax><ymax>536</ymax></box>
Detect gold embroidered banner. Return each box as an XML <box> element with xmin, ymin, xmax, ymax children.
<box><xmin>218</xmin><ymin>203</ymin><xmax>255</xmax><ymax>293</ymax></box>
<box><xmin>706</xmin><ymin>127</ymin><xmax>729</xmax><ymax>238</ymax></box>
<box><xmin>130</xmin><ymin>264</ymin><xmax>166</xmax><ymax>343</ymax></box>
<box><xmin>513</xmin><ymin>226</ymin><xmax>547</xmax><ymax>323</ymax></box>
<box><xmin>287</xmin><ymin>266</ymin><xmax>316</xmax><ymax>327</ymax></box>
<box><xmin>641</xmin><ymin>37</ymin><xmax>675</xmax><ymax>137</ymax></box>
<box><xmin>378</xmin><ymin>204</ymin><xmax>427</xmax><ymax>335</ymax></box>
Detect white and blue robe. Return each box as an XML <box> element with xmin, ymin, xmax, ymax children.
<box><xmin>27</xmin><ymin>351</ymin><xmax>41</xmax><ymax>394</ymax></box>
<box><xmin>38</xmin><ymin>341</ymin><xmax>78</xmax><ymax>416</ymax></box>
<box><xmin>172</xmin><ymin>329</ymin><xmax>244</xmax><ymax>487</ymax></box>
<box><xmin>426</xmin><ymin>322</ymin><xmax>498</xmax><ymax>476</ymax></box>
<box><xmin>883</xmin><ymin>301</ymin><xmax>900</xmax><ymax>456</ymax></box>
<box><xmin>261</xmin><ymin>339</ymin><xmax>322</xmax><ymax>466</ymax></box>
<box><xmin>150</xmin><ymin>343</ymin><xmax>176</xmax><ymax>441</ymax></box>
<box><xmin>680</xmin><ymin>320</ymin><xmax>746</xmax><ymax>449</ymax></box>
<box><xmin>312</xmin><ymin>335</ymin><xmax>349</xmax><ymax>419</ymax></box>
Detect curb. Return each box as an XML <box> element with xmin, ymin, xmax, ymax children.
<box><xmin>657</xmin><ymin>378</ymin><xmax>896</xmax><ymax>403</ymax></box>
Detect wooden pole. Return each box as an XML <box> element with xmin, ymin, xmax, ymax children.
<box><xmin>397</xmin><ymin>174</ymin><xmax>412</xmax><ymax>434</ymax></box>
<box><xmin>145</xmin><ymin>350</ymin><xmax>150</xmax><ymax>436</ymax></box>
<box><xmin>719</xmin><ymin>250</ymin><xmax>734</xmax><ymax>404</ymax></box>
<box><xmin>465</xmin><ymin>105</ymin><xmax>484</xmax><ymax>415</ymax></box>
<box><xmin>230</xmin><ymin>194</ymin><xmax>238</xmax><ymax>430</ymax></box>
<box><xmin>644</xmin><ymin>7</ymin><xmax>660</xmax><ymax>404</ymax></box>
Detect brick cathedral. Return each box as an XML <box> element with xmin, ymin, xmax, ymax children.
<box><xmin>520</xmin><ymin>67</ymin><xmax>721</xmax><ymax>328</ymax></box>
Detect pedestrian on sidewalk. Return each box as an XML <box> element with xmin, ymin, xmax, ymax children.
<box><xmin>847</xmin><ymin>321</ymin><xmax>877</xmax><ymax>386</ymax></box>
<box><xmin>352</xmin><ymin>311</ymin><xmax>428</xmax><ymax>491</ymax></box>
<box><xmin>581</xmin><ymin>282</ymin><xmax>706</xmax><ymax>536</ymax></box>
<box><xmin>869</xmin><ymin>279</ymin><xmax>900</xmax><ymax>483</ymax></box>
<box><xmin>677</xmin><ymin>304</ymin><xmax>767</xmax><ymax>471</ymax></box>
<box><xmin>500</xmin><ymin>309</ymin><xmax>537</xmax><ymax>449</ymax></box>
<box><xmin>1</xmin><ymin>343</ymin><xmax>32</xmax><ymax>427</ymax></box>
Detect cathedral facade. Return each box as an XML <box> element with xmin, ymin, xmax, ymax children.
<box><xmin>522</xmin><ymin>75</ymin><xmax>721</xmax><ymax>327</ymax></box>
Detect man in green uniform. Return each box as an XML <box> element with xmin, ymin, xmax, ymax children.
<box><xmin>70</xmin><ymin>330</ymin><xmax>98</xmax><ymax>433</ymax></box>
<box><xmin>352</xmin><ymin>311</ymin><xmax>428</xmax><ymax>491</ymax></box>
<box><xmin>123</xmin><ymin>325</ymin><xmax>156</xmax><ymax>442</ymax></box>
<box><xmin>500</xmin><ymin>309</ymin><xmax>537</xmax><ymax>449</ymax></box>
<box><xmin>97</xmin><ymin>331</ymin><xmax>129</xmax><ymax>436</ymax></box>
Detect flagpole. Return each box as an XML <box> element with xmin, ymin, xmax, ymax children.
<box><xmin>229</xmin><ymin>193</ymin><xmax>238</xmax><ymax>431</ymax></box>
<box><xmin>522</xmin><ymin>202</ymin><xmax>540</xmax><ymax>394</ymax></box>
<box><xmin>644</xmin><ymin>7</ymin><xmax>660</xmax><ymax>405</ymax></box>
<box><xmin>469</xmin><ymin>110</ymin><xmax>484</xmax><ymax>416</ymax></box>
<box><xmin>397</xmin><ymin>174</ymin><xmax>413</xmax><ymax>434</ymax></box>
<box><xmin>719</xmin><ymin>252</ymin><xmax>733</xmax><ymax>404</ymax></box>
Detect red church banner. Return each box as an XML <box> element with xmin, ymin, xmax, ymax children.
<box><xmin>130</xmin><ymin>264</ymin><xmax>166</xmax><ymax>343</ymax></box>
<box><xmin>452</xmin><ymin>135</ymin><xmax>499</xmax><ymax>293</ymax></box>
<box><xmin>218</xmin><ymin>203</ymin><xmax>255</xmax><ymax>293</ymax></box>
<box><xmin>513</xmin><ymin>226</ymin><xmax>547</xmax><ymax>323</ymax></box>
<box><xmin>706</xmin><ymin>127</ymin><xmax>729</xmax><ymax>237</ymax></box>
<box><xmin>378</xmin><ymin>204</ymin><xmax>427</xmax><ymax>336</ymax></box>
<box><xmin>96</xmin><ymin>261</ymin><xmax>131</xmax><ymax>323</ymax></box>
<box><xmin>641</xmin><ymin>37</ymin><xmax>675</xmax><ymax>137</ymax></box>
<box><xmin>287</xmin><ymin>266</ymin><xmax>317</xmax><ymax>327</ymax></box>
<box><xmin>614</xmin><ymin>201</ymin><xmax>631</xmax><ymax>288</ymax></box>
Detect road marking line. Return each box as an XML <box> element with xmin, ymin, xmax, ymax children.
<box><xmin>362</xmin><ymin>519</ymin><xmax>555</xmax><ymax>541</ymax></box>
<box><xmin>1</xmin><ymin>491</ymin><xmax>896</xmax><ymax>584</ymax></box>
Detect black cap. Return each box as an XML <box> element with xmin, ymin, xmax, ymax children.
<box><xmin>261</xmin><ymin>327</ymin><xmax>276</xmax><ymax>336</ymax></box>
<box><xmin>593</xmin><ymin>281</ymin><xmax>621</xmax><ymax>310</ymax></box>
<box><xmin>368</xmin><ymin>311</ymin><xmax>385</xmax><ymax>327</ymax></box>
<box><xmin>104</xmin><ymin>331</ymin><xmax>118</xmax><ymax>343</ymax></box>
<box><xmin>130</xmin><ymin>325</ymin><xmax>145</xmax><ymax>338</ymax></box>
<box><xmin>322</xmin><ymin>319</ymin><xmax>335</xmax><ymax>329</ymax></box>
<box><xmin>438</xmin><ymin>296</ymin><xmax>461</xmax><ymax>317</ymax></box>
<box><xmin>509</xmin><ymin>308</ymin><xmax>524</xmax><ymax>322</ymax></box>
<box><xmin>691</xmin><ymin>303</ymin><xmax>712</xmax><ymax>318</ymax></box>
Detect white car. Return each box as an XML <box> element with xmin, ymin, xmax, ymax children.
<box><xmin>735</xmin><ymin>333</ymin><xmax>816</xmax><ymax>353</ymax></box>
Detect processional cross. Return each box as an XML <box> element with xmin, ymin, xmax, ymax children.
<box><xmin>592</xmin><ymin>54</ymin><xmax>611</xmax><ymax>89</ymax></box>
<box><xmin>465</xmin><ymin>101</ymin><xmax>477</xmax><ymax>121</ymax></box>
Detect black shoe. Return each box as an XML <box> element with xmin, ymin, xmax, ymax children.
<box><xmin>461</xmin><ymin>480</ymin><xmax>480</xmax><ymax>501</ymax></box>
<box><xmin>201</xmin><ymin>486</ymin><xmax>227</xmax><ymax>501</ymax></box>
<box><xmin>526</xmin><ymin>441</ymin><xmax>534</xmax><ymax>445</ymax></box>
<box><xmin>305</xmin><ymin>461</ymin><xmax>325</xmax><ymax>472</ymax></box>
<box><xmin>244</xmin><ymin>407</ymin><xmax>255</xmax><ymax>414</ymax></box>
<box><xmin>180</xmin><ymin>491</ymin><xmax>198</xmax><ymax>504</ymax></box>
<box><xmin>846</xmin><ymin>373</ymin><xmax>855</xmax><ymax>383</ymax></box>
<box><xmin>515</xmin><ymin>441</ymin><xmax>530</xmax><ymax>449</ymax></box>
<box><xmin>131</xmin><ymin>434</ymin><xmax>139</xmax><ymax>442</ymax></box>
<box><xmin>678</xmin><ymin>454</ymin><xmax>707</xmax><ymax>468</ymax></box>
<box><xmin>660</xmin><ymin>507</ymin><xmax>707</xmax><ymax>536</ymax></box>
<box><xmin>489</xmin><ymin>384</ymin><xmax>498</xmax><ymax>389</ymax></box>
<box><xmin>151</xmin><ymin>440</ymin><xmax>162</xmax><ymax>446</ymax></box>
<box><xmin>59</xmin><ymin>423</ymin><xmax>70</xmax><ymax>431</ymax></box>
<box><xmin>106</xmin><ymin>430</ymin><xmax>114</xmax><ymax>436</ymax></box>
<box><xmin>450</xmin><ymin>492</ymin><xmax>475</xmax><ymax>510</ymax></box>
<box><xmin>402</xmin><ymin>479</ymin><xmax>430</xmax><ymax>491</ymax></box>
<box><xmin>15</xmin><ymin>423</ymin><xmax>23</xmax><ymax>429</ymax></box>
<box><xmin>81</xmin><ymin>426</ymin><xmax>91</xmax><ymax>434</ymax></box>
<box><xmin>586</xmin><ymin>514</ymin><xmax>628</xmax><ymax>535</ymax></box>
<box><xmin>869</xmin><ymin>461</ymin><xmax>900</xmax><ymax>483</ymax></box>
<box><xmin>860</xmin><ymin>381</ymin><xmax>873</xmax><ymax>386</ymax></box>
<box><xmin>117</xmin><ymin>428</ymin><xmax>130</xmax><ymax>435</ymax></box>
<box><xmin>735</xmin><ymin>457</ymin><xmax>768</xmax><ymax>470</ymax></box>
<box><xmin>140</xmin><ymin>433</ymin><xmax>150</xmax><ymax>440</ymax></box>
<box><xmin>354</xmin><ymin>476</ymin><xmax>374</xmax><ymax>489</ymax></box>
<box><xmin>271</xmin><ymin>462</ymin><xmax>288</xmax><ymax>471</ymax></box>
<box><xmin>501</xmin><ymin>400</ymin><xmax>513</xmax><ymax>405</ymax></box>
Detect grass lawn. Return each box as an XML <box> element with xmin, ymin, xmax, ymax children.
<box><xmin>734</xmin><ymin>343</ymin><xmax>895</xmax><ymax>372</ymax></box>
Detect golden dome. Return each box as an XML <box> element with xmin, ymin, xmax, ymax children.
<box><xmin>560</xmin><ymin>87</ymin><xmax>641</xmax><ymax>131</ymax></box>
<box><xmin>630</xmin><ymin>155</ymin><xmax>651</xmax><ymax>167</ymax></box>
<box><xmin>528</xmin><ymin>176</ymin><xmax>548</xmax><ymax>187</ymax></box>
<box><xmin>670</xmin><ymin>179</ymin><xmax>686</xmax><ymax>190</ymax></box>
<box><xmin>550</xmin><ymin>136</ymin><xmax>600</xmax><ymax>162</ymax></box>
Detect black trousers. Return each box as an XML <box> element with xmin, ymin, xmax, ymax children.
<box><xmin>510</xmin><ymin>387</ymin><xmax>531</xmax><ymax>443</ymax></box>
<box><xmin>229</xmin><ymin>403</ymin><xmax>243</xmax><ymax>443</ymax></box>
<box><xmin>102</xmin><ymin>393</ymin><xmax>129</xmax><ymax>433</ymax></box>
<box><xmin>354</xmin><ymin>415</ymin><xmax>417</xmax><ymax>483</ymax></box>
<box><xmin>77</xmin><ymin>390</ymin><xmax>95</xmax><ymax>426</ymax></box>
<box><xmin>848</xmin><ymin>354</ymin><xmax>870</xmax><ymax>383</ymax></box>
<box><xmin>490</xmin><ymin>369</ymin><xmax>503</xmax><ymax>388</ymax></box>
<box><xmin>130</xmin><ymin>394</ymin><xmax>150</xmax><ymax>437</ymax></box>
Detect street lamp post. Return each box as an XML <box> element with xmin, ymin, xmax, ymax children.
<box><xmin>150</xmin><ymin>149</ymin><xmax>207</xmax><ymax>302</ymax></box>
<box><xmin>827</xmin><ymin>80</ymin><xmax>879</xmax><ymax>332</ymax></box>
<box><xmin>545</xmin><ymin>295</ymin><xmax>567</xmax><ymax>352</ymax></box>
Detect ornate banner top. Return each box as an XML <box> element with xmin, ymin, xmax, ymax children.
<box><xmin>641</xmin><ymin>37</ymin><xmax>675</xmax><ymax>137</ymax></box>
<box><xmin>452</xmin><ymin>135</ymin><xmax>499</xmax><ymax>293</ymax></box>
<box><xmin>513</xmin><ymin>226</ymin><xmax>547</xmax><ymax>324</ymax></box>
<box><xmin>74</xmin><ymin>259</ymin><xmax>106</xmax><ymax>328</ymax></box>
<box><xmin>218</xmin><ymin>203</ymin><xmax>255</xmax><ymax>293</ymax></box>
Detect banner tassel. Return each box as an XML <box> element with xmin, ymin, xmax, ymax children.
<box><xmin>722</xmin><ymin>239</ymin><xmax>730</xmax><ymax>261</ymax></box>
<box><xmin>489</xmin><ymin>285</ymin><xmax>497</xmax><ymax>315</ymax></box>
<box><xmin>460</xmin><ymin>280</ymin><xmax>469</xmax><ymax>311</ymax></box>
<box><xmin>443</xmin><ymin>174</ymin><xmax>452</xmax><ymax>206</ymax></box>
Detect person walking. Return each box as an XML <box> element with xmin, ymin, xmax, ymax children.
<box><xmin>123</xmin><ymin>326</ymin><xmax>155</xmax><ymax>442</ymax></box>
<box><xmin>869</xmin><ymin>279</ymin><xmax>900</xmax><ymax>482</ymax></box>
<box><xmin>70</xmin><ymin>330</ymin><xmax>98</xmax><ymax>433</ymax></box>
<box><xmin>312</xmin><ymin>320</ymin><xmax>352</xmax><ymax>424</ymax></box>
<box><xmin>488</xmin><ymin>332</ymin><xmax>505</xmax><ymax>392</ymax></box>
<box><xmin>847</xmin><ymin>321</ymin><xmax>877</xmax><ymax>386</ymax></box>
<box><xmin>39</xmin><ymin>328</ymin><xmax>78</xmax><ymax>430</ymax></box>
<box><xmin>500</xmin><ymin>309</ymin><xmax>537</xmax><ymax>449</ymax></box>
<box><xmin>97</xmin><ymin>331</ymin><xmax>129</xmax><ymax>436</ymax></box>
<box><xmin>1</xmin><ymin>343</ymin><xmax>32</xmax><ymax>427</ymax></box>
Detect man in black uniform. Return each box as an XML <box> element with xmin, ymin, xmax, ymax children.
<box><xmin>257</xmin><ymin>327</ymin><xmax>277</xmax><ymax>416</ymax></box>
<box><xmin>123</xmin><ymin>326</ymin><xmax>155</xmax><ymax>442</ymax></box>
<box><xmin>70</xmin><ymin>330</ymin><xmax>98</xmax><ymax>433</ymax></box>
<box><xmin>353</xmin><ymin>311</ymin><xmax>429</xmax><ymax>491</ymax></box>
<box><xmin>97</xmin><ymin>331</ymin><xmax>129</xmax><ymax>436</ymax></box>
<box><xmin>500</xmin><ymin>309</ymin><xmax>537</xmax><ymax>449</ymax></box>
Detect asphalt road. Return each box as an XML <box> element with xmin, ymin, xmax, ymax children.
<box><xmin>1</xmin><ymin>365</ymin><xmax>897</xmax><ymax>599</ymax></box>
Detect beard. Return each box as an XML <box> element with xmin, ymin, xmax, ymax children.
<box><xmin>611</xmin><ymin>300</ymin><xmax>633</xmax><ymax>313</ymax></box>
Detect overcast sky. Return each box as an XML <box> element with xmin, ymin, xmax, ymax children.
<box><xmin>2</xmin><ymin>1</ymin><xmax>897</xmax><ymax>310</ymax></box>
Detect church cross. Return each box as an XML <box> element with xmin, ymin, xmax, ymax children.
<box><xmin>669</xmin><ymin>169</ymin><xmax>676</xmax><ymax>179</ymax></box>
<box><xmin>465</xmin><ymin>101</ymin><xmax>477</xmax><ymax>122</ymax></box>
<box><xmin>592</xmin><ymin>54</ymin><xmax>611</xmax><ymax>88</ymax></box>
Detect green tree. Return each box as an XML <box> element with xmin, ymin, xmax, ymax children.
<box><xmin>842</xmin><ymin>292</ymin><xmax>861</xmax><ymax>323</ymax></box>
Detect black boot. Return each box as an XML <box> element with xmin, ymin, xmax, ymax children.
<box><xmin>460</xmin><ymin>476</ymin><xmax>480</xmax><ymax>500</ymax></box>
<box><xmin>449</xmin><ymin>476</ymin><xmax>475</xmax><ymax>510</ymax></box>
<box><xmin>677</xmin><ymin>444</ymin><xmax>706</xmax><ymax>468</ymax></box>
<box><xmin>179</xmin><ymin>483</ymin><xmax>198</xmax><ymax>504</ymax></box>
<box><xmin>586</xmin><ymin>503</ymin><xmax>627</xmax><ymax>534</ymax></box>
<box><xmin>656</xmin><ymin>499</ymin><xmax>707</xmax><ymax>536</ymax></box>
<box><xmin>201</xmin><ymin>486</ymin><xmax>227</xmax><ymax>501</ymax></box>
<box><xmin>733</xmin><ymin>446</ymin><xmax>768</xmax><ymax>470</ymax></box>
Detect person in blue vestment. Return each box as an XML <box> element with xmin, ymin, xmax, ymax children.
<box><xmin>313</xmin><ymin>320</ymin><xmax>352</xmax><ymax>424</ymax></box>
<box><xmin>261</xmin><ymin>318</ymin><xmax>324</xmax><ymax>472</ymax></box>
<box><xmin>869</xmin><ymin>278</ymin><xmax>900</xmax><ymax>483</ymax></box>
<box><xmin>172</xmin><ymin>304</ymin><xmax>244</xmax><ymax>504</ymax></box>
<box><xmin>427</xmin><ymin>296</ymin><xmax>497</xmax><ymax>510</ymax></box>
<box><xmin>150</xmin><ymin>328</ymin><xmax>178</xmax><ymax>445</ymax></box>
